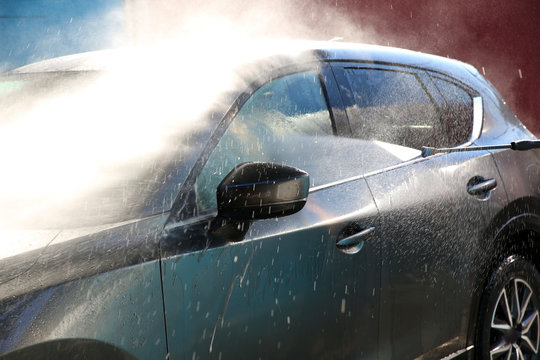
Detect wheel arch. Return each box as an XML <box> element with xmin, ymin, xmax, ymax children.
<box><xmin>0</xmin><ymin>339</ymin><xmax>136</xmax><ymax>360</ymax></box>
<box><xmin>483</xmin><ymin>196</ymin><xmax>540</xmax><ymax>273</ymax></box>
<box><xmin>466</xmin><ymin>196</ymin><xmax>540</xmax><ymax>352</ymax></box>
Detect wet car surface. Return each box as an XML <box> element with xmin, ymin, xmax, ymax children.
<box><xmin>1</xmin><ymin>42</ymin><xmax>540</xmax><ymax>359</ymax></box>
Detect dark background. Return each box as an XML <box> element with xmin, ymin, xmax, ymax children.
<box><xmin>1</xmin><ymin>0</ymin><xmax>538</xmax><ymax>133</ymax></box>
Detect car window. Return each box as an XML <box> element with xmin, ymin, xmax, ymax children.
<box><xmin>431</xmin><ymin>77</ymin><xmax>474</xmax><ymax>147</ymax></box>
<box><xmin>195</xmin><ymin>71</ymin><xmax>335</xmax><ymax>213</ymax></box>
<box><xmin>341</xmin><ymin>68</ymin><xmax>446</xmax><ymax>150</ymax></box>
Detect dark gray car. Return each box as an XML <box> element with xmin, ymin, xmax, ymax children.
<box><xmin>1</xmin><ymin>42</ymin><xmax>540</xmax><ymax>360</ymax></box>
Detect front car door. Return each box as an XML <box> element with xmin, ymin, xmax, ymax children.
<box><xmin>160</xmin><ymin>64</ymin><xmax>382</xmax><ymax>359</ymax></box>
<box><xmin>331</xmin><ymin>62</ymin><xmax>507</xmax><ymax>359</ymax></box>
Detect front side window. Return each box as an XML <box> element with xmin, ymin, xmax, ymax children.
<box><xmin>195</xmin><ymin>71</ymin><xmax>334</xmax><ymax>213</ymax></box>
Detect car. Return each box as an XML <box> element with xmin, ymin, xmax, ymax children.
<box><xmin>1</xmin><ymin>41</ymin><xmax>540</xmax><ymax>360</ymax></box>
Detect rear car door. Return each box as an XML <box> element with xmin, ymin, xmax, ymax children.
<box><xmin>331</xmin><ymin>63</ymin><xmax>507</xmax><ymax>359</ymax></box>
<box><xmin>160</xmin><ymin>64</ymin><xmax>382</xmax><ymax>359</ymax></box>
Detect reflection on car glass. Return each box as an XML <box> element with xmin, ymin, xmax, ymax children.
<box><xmin>196</xmin><ymin>71</ymin><xmax>334</xmax><ymax>212</ymax></box>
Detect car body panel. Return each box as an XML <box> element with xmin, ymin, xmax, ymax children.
<box><xmin>369</xmin><ymin>150</ymin><xmax>507</xmax><ymax>359</ymax></box>
<box><xmin>161</xmin><ymin>155</ymin><xmax>381</xmax><ymax>359</ymax></box>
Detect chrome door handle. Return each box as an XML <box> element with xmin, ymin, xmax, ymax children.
<box><xmin>467</xmin><ymin>178</ymin><xmax>497</xmax><ymax>196</ymax></box>
<box><xmin>337</xmin><ymin>226</ymin><xmax>376</xmax><ymax>247</ymax></box>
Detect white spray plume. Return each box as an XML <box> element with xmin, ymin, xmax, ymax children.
<box><xmin>0</xmin><ymin>0</ymin><xmax>383</xmax><ymax>230</ymax></box>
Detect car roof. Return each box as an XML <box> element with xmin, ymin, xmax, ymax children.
<box><xmin>6</xmin><ymin>41</ymin><xmax>479</xmax><ymax>80</ymax></box>
<box><xmin>316</xmin><ymin>42</ymin><xmax>479</xmax><ymax>76</ymax></box>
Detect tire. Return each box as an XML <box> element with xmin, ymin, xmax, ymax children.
<box><xmin>477</xmin><ymin>255</ymin><xmax>540</xmax><ymax>359</ymax></box>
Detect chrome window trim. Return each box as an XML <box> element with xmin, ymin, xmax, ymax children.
<box><xmin>165</xmin><ymin>212</ymin><xmax>217</xmax><ymax>228</ymax></box>
<box><xmin>309</xmin><ymin>175</ymin><xmax>364</xmax><ymax>193</ymax></box>
<box><xmin>309</xmin><ymin>153</ymin><xmax>432</xmax><ymax>193</ymax></box>
<box><xmin>458</xmin><ymin>96</ymin><xmax>483</xmax><ymax>148</ymax></box>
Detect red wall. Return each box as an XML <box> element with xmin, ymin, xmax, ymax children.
<box><xmin>332</xmin><ymin>0</ymin><xmax>540</xmax><ymax>134</ymax></box>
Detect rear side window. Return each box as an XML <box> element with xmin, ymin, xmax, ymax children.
<box><xmin>431</xmin><ymin>77</ymin><xmax>474</xmax><ymax>147</ymax></box>
<box><xmin>341</xmin><ymin>68</ymin><xmax>445</xmax><ymax>150</ymax></box>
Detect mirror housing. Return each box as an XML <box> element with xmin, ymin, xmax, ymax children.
<box><xmin>217</xmin><ymin>162</ymin><xmax>309</xmax><ymax>220</ymax></box>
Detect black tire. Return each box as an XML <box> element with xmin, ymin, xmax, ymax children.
<box><xmin>476</xmin><ymin>255</ymin><xmax>540</xmax><ymax>359</ymax></box>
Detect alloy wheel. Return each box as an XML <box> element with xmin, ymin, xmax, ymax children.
<box><xmin>489</xmin><ymin>278</ymin><xmax>540</xmax><ymax>359</ymax></box>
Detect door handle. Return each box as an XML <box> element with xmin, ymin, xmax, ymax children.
<box><xmin>467</xmin><ymin>178</ymin><xmax>497</xmax><ymax>196</ymax></box>
<box><xmin>336</xmin><ymin>226</ymin><xmax>376</xmax><ymax>254</ymax></box>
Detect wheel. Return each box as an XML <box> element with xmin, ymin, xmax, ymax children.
<box><xmin>477</xmin><ymin>256</ymin><xmax>540</xmax><ymax>359</ymax></box>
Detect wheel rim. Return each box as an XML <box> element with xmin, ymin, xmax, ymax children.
<box><xmin>490</xmin><ymin>278</ymin><xmax>540</xmax><ymax>359</ymax></box>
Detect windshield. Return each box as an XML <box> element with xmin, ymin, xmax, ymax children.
<box><xmin>0</xmin><ymin>71</ymin><xmax>210</xmax><ymax>229</ymax></box>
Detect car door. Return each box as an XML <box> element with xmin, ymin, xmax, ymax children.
<box><xmin>160</xmin><ymin>65</ymin><xmax>382</xmax><ymax>359</ymax></box>
<box><xmin>331</xmin><ymin>63</ymin><xmax>508</xmax><ymax>359</ymax></box>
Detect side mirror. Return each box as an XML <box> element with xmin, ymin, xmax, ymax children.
<box><xmin>217</xmin><ymin>162</ymin><xmax>309</xmax><ymax>220</ymax></box>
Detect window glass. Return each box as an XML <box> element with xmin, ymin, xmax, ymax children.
<box><xmin>343</xmin><ymin>68</ymin><xmax>445</xmax><ymax>150</ymax></box>
<box><xmin>431</xmin><ymin>77</ymin><xmax>474</xmax><ymax>147</ymax></box>
<box><xmin>195</xmin><ymin>71</ymin><xmax>334</xmax><ymax>212</ymax></box>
